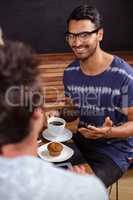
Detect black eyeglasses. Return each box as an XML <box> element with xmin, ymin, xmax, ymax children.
<box><xmin>65</xmin><ymin>27</ymin><xmax>101</xmax><ymax>43</ymax></box>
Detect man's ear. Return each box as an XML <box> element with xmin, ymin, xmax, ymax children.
<box><xmin>0</xmin><ymin>27</ymin><xmax>4</xmax><ymax>46</ymax></box>
<box><xmin>29</xmin><ymin>107</ymin><xmax>44</xmax><ymax>137</ymax></box>
<box><xmin>98</xmin><ymin>28</ymin><xmax>104</xmax><ymax>42</ymax></box>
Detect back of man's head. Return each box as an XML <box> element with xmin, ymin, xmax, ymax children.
<box><xmin>0</xmin><ymin>41</ymin><xmax>41</xmax><ymax>147</ymax></box>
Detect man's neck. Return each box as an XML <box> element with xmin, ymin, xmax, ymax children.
<box><xmin>80</xmin><ymin>49</ymin><xmax>113</xmax><ymax>76</ymax></box>
<box><xmin>1</xmin><ymin>135</ymin><xmax>38</xmax><ymax>158</ymax></box>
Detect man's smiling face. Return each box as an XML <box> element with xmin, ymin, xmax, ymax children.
<box><xmin>67</xmin><ymin>19</ymin><xmax>103</xmax><ymax>60</ymax></box>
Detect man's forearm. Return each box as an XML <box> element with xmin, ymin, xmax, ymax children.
<box><xmin>109</xmin><ymin>121</ymin><xmax>133</xmax><ymax>138</ymax></box>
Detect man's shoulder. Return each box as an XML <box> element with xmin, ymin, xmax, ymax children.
<box><xmin>112</xmin><ymin>56</ymin><xmax>133</xmax><ymax>73</ymax></box>
<box><xmin>109</xmin><ymin>55</ymin><xmax>133</xmax><ymax>81</ymax></box>
<box><xmin>64</xmin><ymin>59</ymin><xmax>80</xmax><ymax>73</ymax></box>
<box><xmin>0</xmin><ymin>157</ymin><xmax>107</xmax><ymax>200</ymax></box>
<box><xmin>0</xmin><ymin>156</ymin><xmax>52</xmax><ymax>176</ymax></box>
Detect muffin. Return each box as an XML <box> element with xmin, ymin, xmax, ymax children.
<box><xmin>47</xmin><ymin>142</ymin><xmax>63</xmax><ymax>157</ymax></box>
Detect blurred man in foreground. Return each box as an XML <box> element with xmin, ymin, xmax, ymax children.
<box><xmin>0</xmin><ymin>41</ymin><xmax>107</xmax><ymax>200</ymax></box>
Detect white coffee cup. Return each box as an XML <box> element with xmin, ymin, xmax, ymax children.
<box><xmin>47</xmin><ymin>117</ymin><xmax>66</xmax><ymax>137</ymax></box>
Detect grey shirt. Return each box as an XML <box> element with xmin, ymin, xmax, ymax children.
<box><xmin>0</xmin><ymin>156</ymin><xmax>108</xmax><ymax>200</ymax></box>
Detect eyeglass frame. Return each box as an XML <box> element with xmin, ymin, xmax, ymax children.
<box><xmin>65</xmin><ymin>27</ymin><xmax>102</xmax><ymax>43</ymax></box>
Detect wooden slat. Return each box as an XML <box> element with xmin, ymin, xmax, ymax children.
<box><xmin>41</xmin><ymin>85</ymin><xmax>64</xmax><ymax>89</ymax></box>
<box><xmin>35</xmin><ymin>52</ymin><xmax>75</xmax><ymax>64</ymax></box>
<box><xmin>41</xmin><ymin>76</ymin><xmax>63</xmax><ymax>82</ymax></box>
<box><xmin>39</xmin><ymin>64</ymin><xmax>67</xmax><ymax>69</ymax></box>
<box><xmin>41</xmin><ymin>81</ymin><xmax>63</xmax><ymax>86</ymax></box>
<box><xmin>41</xmin><ymin>72</ymin><xmax>63</xmax><ymax>77</ymax></box>
<box><xmin>42</xmin><ymin>91</ymin><xmax>64</xmax><ymax>97</ymax></box>
<box><xmin>39</xmin><ymin>68</ymin><xmax>65</xmax><ymax>73</ymax></box>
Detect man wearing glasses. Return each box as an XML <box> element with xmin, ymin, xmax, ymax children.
<box><xmin>63</xmin><ymin>4</ymin><xmax>133</xmax><ymax>187</ymax></box>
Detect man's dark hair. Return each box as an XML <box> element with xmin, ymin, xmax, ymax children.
<box><xmin>67</xmin><ymin>5</ymin><xmax>103</xmax><ymax>29</ymax></box>
<box><xmin>0</xmin><ymin>41</ymin><xmax>42</xmax><ymax>146</ymax></box>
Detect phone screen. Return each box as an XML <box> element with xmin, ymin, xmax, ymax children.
<box><xmin>55</xmin><ymin>162</ymin><xmax>72</xmax><ymax>170</ymax></box>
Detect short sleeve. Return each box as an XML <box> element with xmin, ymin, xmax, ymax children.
<box><xmin>121</xmin><ymin>79</ymin><xmax>133</xmax><ymax>108</ymax></box>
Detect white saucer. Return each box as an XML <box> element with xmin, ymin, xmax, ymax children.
<box><xmin>42</xmin><ymin>128</ymin><xmax>72</xmax><ymax>142</ymax></box>
<box><xmin>37</xmin><ymin>142</ymin><xmax>74</xmax><ymax>162</ymax></box>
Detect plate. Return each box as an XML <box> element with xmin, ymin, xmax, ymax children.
<box><xmin>42</xmin><ymin>128</ymin><xmax>72</xmax><ymax>142</ymax></box>
<box><xmin>37</xmin><ymin>142</ymin><xmax>74</xmax><ymax>162</ymax></box>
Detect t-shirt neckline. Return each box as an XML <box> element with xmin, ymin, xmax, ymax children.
<box><xmin>78</xmin><ymin>55</ymin><xmax>115</xmax><ymax>78</ymax></box>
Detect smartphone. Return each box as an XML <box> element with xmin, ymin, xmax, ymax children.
<box><xmin>55</xmin><ymin>162</ymin><xmax>72</xmax><ymax>170</ymax></box>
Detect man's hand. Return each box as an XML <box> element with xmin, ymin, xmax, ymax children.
<box><xmin>44</xmin><ymin>110</ymin><xmax>60</xmax><ymax>127</ymax></box>
<box><xmin>103</xmin><ymin>116</ymin><xmax>113</xmax><ymax>127</ymax></box>
<box><xmin>45</xmin><ymin>110</ymin><xmax>59</xmax><ymax>119</ymax></box>
<box><xmin>78</xmin><ymin>117</ymin><xmax>113</xmax><ymax>139</ymax></box>
<box><xmin>69</xmin><ymin>165</ymin><xmax>88</xmax><ymax>175</ymax></box>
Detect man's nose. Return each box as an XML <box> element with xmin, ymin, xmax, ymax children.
<box><xmin>72</xmin><ymin>36</ymin><xmax>82</xmax><ymax>46</ymax></box>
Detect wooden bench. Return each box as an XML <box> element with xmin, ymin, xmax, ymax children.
<box><xmin>36</xmin><ymin>51</ymin><xmax>133</xmax><ymax>110</ymax></box>
<box><xmin>36</xmin><ymin>53</ymin><xmax>75</xmax><ymax>109</ymax></box>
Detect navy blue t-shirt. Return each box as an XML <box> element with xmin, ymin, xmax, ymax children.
<box><xmin>63</xmin><ymin>56</ymin><xmax>133</xmax><ymax>172</ymax></box>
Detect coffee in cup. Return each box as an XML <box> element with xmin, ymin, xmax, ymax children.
<box><xmin>47</xmin><ymin>117</ymin><xmax>66</xmax><ymax>137</ymax></box>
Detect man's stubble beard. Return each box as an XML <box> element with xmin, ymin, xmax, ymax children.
<box><xmin>73</xmin><ymin>42</ymin><xmax>98</xmax><ymax>62</ymax></box>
